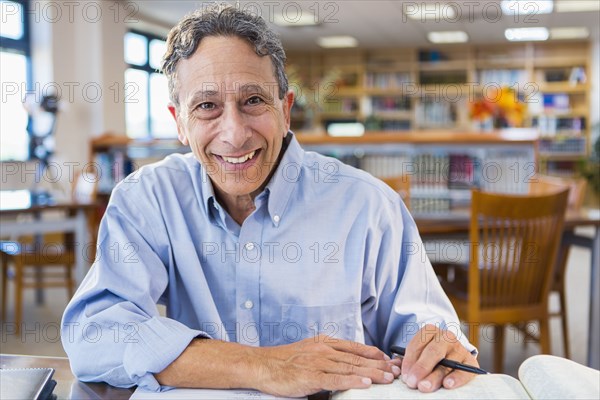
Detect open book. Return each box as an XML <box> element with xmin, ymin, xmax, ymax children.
<box><xmin>333</xmin><ymin>355</ymin><xmax>599</xmax><ymax>400</ymax></box>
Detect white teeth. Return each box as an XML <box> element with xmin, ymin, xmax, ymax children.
<box><xmin>222</xmin><ymin>150</ymin><xmax>256</xmax><ymax>164</ymax></box>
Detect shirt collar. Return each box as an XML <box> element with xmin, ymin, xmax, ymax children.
<box><xmin>264</xmin><ymin>131</ymin><xmax>304</xmax><ymax>227</ymax></box>
<box><xmin>199</xmin><ymin>167</ymin><xmax>222</xmax><ymax>225</ymax></box>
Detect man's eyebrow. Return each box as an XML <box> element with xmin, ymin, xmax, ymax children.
<box><xmin>186</xmin><ymin>90</ymin><xmax>218</xmax><ymax>108</ymax></box>
<box><xmin>240</xmin><ymin>83</ymin><xmax>275</xmax><ymax>101</ymax></box>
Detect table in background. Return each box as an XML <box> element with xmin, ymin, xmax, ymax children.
<box><xmin>0</xmin><ymin>190</ymin><xmax>96</xmax><ymax>289</ymax></box>
<box><xmin>415</xmin><ymin>208</ymin><xmax>600</xmax><ymax>370</ymax></box>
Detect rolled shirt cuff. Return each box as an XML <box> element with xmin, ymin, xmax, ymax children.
<box><xmin>122</xmin><ymin>316</ymin><xmax>211</xmax><ymax>391</ymax></box>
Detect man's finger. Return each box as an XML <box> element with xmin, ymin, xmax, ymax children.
<box><xmin>318</xmin><ymin>372</ymin><xmax>372</xmax><ymax>392</ymax></box>
<box><xmin>442</xmin><ymin>352</ymin><xmax>480</xmax><ymax>390</ymax></box>
<box><xmin>417</xmin><ymin>364</ymin><xmax>452</xmax><ymax>392</ymax></box>
<box><xmin>401</xmin><ymin>330</ymin><xmax>435</xmax><ymax>381</ymax></box>
<box><xmin>319</xmin><ymin>358</ymin><xmax>397</xmax><ymax>384</ymax></box>
<box><xmin>327</xmin><ymin>338</ymin><xmax>389</xmax><ymax>361</ymax></box>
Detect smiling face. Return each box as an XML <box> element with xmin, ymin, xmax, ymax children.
<box><xmin>169</xmin><ymin>35</ymin><xmax>294</xmax><ymax>203</ymax></box>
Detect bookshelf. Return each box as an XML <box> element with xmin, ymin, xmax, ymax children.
<box><xmin>297</xmin><ymin>129</ymin><xmax>538</xmax><ymax>216</ymax></box>
<box><xmin>286</xmin><ymin>40</ymin><xmax>591</xmax><ymax>177</ymax></box>
<box><xmin>90</xmin><ymin>134</ymin><xmax>189</xmax><ymax>197</ymax></box>
<box><xmin>89</xmin><ymin>130</ymin><xmax>537</xmax><ymax>217</ymax></box>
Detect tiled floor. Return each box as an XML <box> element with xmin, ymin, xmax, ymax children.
<box><xmin>0</xmin><ymin>227</ymin><xmax>595</xmax><ymax>377</ymax></box>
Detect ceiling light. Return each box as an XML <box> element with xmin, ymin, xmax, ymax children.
<box><xmin>501</xmin><ymin>0</ymin><xmax>554</xmax><ymax>15</ymax></box>
<box><xmin>403</xmin><ymin>2</ymin><xmax>457</xmax><ymax>21</ymax></box>
<box><xmin>317</xmin><ymin>36</ymin><xmax>358</xmax><ymax>48</ymax></box>
<box><xmin>555</xmin><ymin>1</ymin><xmax>600</xmax><ymax>12</ymax></box>
<box><xmin>505</xmin><ymin>27</ymin><xmax>549</xmax><ymax>41</ymax></box>
<box><xmin>428</xmin><ymin>31</ymin><xmax>469</xmax><ymax>44</ymax></box>
<box><xmin>550</xmin><ymin>27</ymin><xmax>590</xmax><ymax>39</ymax></box>
<box><xmin>273</xmin><ymin>10</ymin><xmax>318</xmax><ymax>26</ymax></box>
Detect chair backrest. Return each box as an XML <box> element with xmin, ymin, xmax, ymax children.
<box><xmin>468</xmin><ymin>189</ymin><xmax>569</xmax><ymax>313</ymax></box>
<box><xmin>529</xmin><ymin>174</ymin><xmax>587</xmax><ymax>211</ymax></box>
<box><xmin>382</xmin><ymin>175</ymin><xmax>411</xmax><ymax>209</ymax></box>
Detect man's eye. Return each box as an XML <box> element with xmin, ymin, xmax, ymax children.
<box><xmin>198</xmin><ymin>102</ymin><xmax>216</xmax><ymax>110</ymax></box>
<box><xmin>247</xmin><ymin>96</ymin><xmax>264</xmax><ymax>105</ymax></box>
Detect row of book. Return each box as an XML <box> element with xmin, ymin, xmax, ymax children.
<box><xmin>94</xmin><ymin>150</ymin><xmax>135</xmax><ymax>194</ymax></box>
<box><xmin>370</xmin><ymin>96</ymin><xmax>411</xmax><ymax>112</ymax></box>
<box><xmin>351</xmin><ymin>152</ymin><xmax>530</xmax><ymax>196</ymax></box>
<box><xmin>534</xmin><ymin>116</ymin><xmax>585</xmax><ymax>137</ymax></box>
<box><xmin>415</xmin><ymin>99</ymin><xmax>456</xmax><ymax>127</ymax></box>
<box><xmin>365</xmin><ymin>71</ymin><xmax>413</xmax><ymax>89</ymax></box>
<box><xmin>321</xmin><ymin>98</ymin><xmax>359</xmax><ymax>113</ymax></box>
<box><xmin>478</xmin><ymin>69</ymin><xmax>529</xmax><ymax>87</ymax></box>
<box><xmin>539</xmin><ymin>137</ymin><xmax>587</xmax><ymax>155</ymax></box>
<box><xmin>544</xmin><ymin>160</ymin><xmax>577</xmax><ymax>177</ymax></box>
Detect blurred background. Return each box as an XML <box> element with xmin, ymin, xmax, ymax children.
<box><xmin>1</xmin><ymin>0</ymin><xmax>599</xmax><ymax>379</ymax></box>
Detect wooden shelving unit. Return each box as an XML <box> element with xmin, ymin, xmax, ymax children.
<box><xmin>286</xmin><ymin>40</ymin><xmax>592</xmax><ymax>177</ymax></box>
<box><xmin>89</xmin><ymin>130</ymin><xmax>538</xmax><ymax>217</ymax></box>
<box><xmin>296</xmin><ymin>129</ymin><xmax>539</xmax><ymax>216</ymax></box>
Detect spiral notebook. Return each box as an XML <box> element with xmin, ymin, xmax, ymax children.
<box><xmin>0</xmin><ymin>367</ymin><xmax>57</xmax><ymax>400</ymax></box>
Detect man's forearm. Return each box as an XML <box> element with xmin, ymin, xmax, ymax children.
<box><xmin>154</xmin><ymin>335</ymin><xmax>402</xmax><ymax>397</ymax></box>
<box><xmin>155</xmin><ymin>338</ymin><xmax>260</xmax><ymax>389</ymax></box>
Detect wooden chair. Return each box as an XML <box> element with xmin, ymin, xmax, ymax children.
<box><xmin>1</xmin><ymin>171</ymin><xmax>98</xmax><ymax>334</ymax></box>
<box><xmin>440</xmin><ymin>188</ymin><xmax>569</xmax><ymax>372</ymax></box>
<box><xmin>1</xmin><ymin>235</ymin><xmax>76</xmax><ymax>333</ymax></box>
<box><xmin>382</xmin><ymin>176</ymin><xmax>411</xmax><ymax>209</ymax></box>
<box><xmin>526</xmin><ymin>174</ymin><xmax>587</xmax><ymax>359</ymax></box>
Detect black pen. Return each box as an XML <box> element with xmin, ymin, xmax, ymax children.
<box><xmin>390</xmin><ymin>345</ymin><xmax>489</xmax><ymax>375</ymax></box>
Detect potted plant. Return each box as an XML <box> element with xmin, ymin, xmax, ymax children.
<box><xmin>578</xmin><ymin>122</ymin><xmax>600</xmax><ymax>207</ymax></box>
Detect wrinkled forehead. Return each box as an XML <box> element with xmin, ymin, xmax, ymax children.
<box><xmin>175</xmin><ymin>36</ymin><xmax>279</xmax><ymax>103</ymax></box>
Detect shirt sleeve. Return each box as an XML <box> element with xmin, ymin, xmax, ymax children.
<box><xmin>61</xmin><ymin>184</ymin><xmax>208</xmax><ymax>391</ymax></box>
<box><xmin>360</xmin><ymin>196</ymin><xmax>477</xmax><ymax>356</ymax></box>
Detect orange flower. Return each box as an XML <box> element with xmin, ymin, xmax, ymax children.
<box><xmin>470</xmin><ymin>86</ymin><xmax>525</xmax><ymax>127</ymax></box>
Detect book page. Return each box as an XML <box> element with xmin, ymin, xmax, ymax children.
<box><xmin>130</xmin><ymin>387</ymin><xmax>305</xmax><ymax>400</ymax></box>
<box><xmin>518</xmin><ymin>355</ymin><xmax>600</xmax><ymax>400</ymax></box>
<box><xmin>333</xmin><ymin>375</ymin><xmax>530</xmax><ymax>400</ymax></box>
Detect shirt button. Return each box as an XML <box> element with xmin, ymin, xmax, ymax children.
<box><xmin>244</xmin><ymin>300</ymin><xmax>254</xmax><ymax>309</ymax></box>
<box><xmin>245</xmin><ymin>242</ymin><xmax>254</xmax><ymax>251</ymax></box>
<box><xmin>273</xmin><ymin>215</ymin><xmax>280</xmax><ymax>223</ymax></box>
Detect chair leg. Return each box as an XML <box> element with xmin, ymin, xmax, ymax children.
<box><xmin>1</xmin><ymin>255</ymin><xmax>8</xmax><ymax>321</ymax></box>
<box><xmin>558</xmin><ymin>290</ymin><xmax>570</xmax><ymax>359</ymax></box>
<box><xmin>14</xmin><ymin>258</ymin><xmax>24</xmax><ymax>335</ymax></box>
<box><xmin>65</xmin><ymin>264</ymin><xmax>74</xmax><ymax>298</ymax></box>
<box><xmin>539</xmin><ymin>318</ymin><xmax>551</xmax><ymax>354</ymax></box>
<box><xmin>467</xmin><ymin>322</ymin><xmax>479</xmax><ymax>350</ymax></box>
<box><xmin>493</xmin><ymin>325</ymin><xmax>505</xmax><ymax>373</ymax></box>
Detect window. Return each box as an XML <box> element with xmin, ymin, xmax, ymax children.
<box><xmin>0</xmin><ymin>0</ymin><xmax>31</xmax><ymax>161</ymax></box>
<box><xmin>124</xmin><ymin>31</ymin><xmax>174</xmax><ymax>139</ymax></box>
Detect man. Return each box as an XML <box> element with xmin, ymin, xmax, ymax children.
<box><xmin>62</xmin><ymin>6</ymin><xmax>478</xmax><ymax>397</ymax></box>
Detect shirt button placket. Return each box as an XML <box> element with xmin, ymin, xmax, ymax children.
<box><xmin>237</xmin><ymin>219</ymin><xmax>262</xmax><ymax>346</ymax></box>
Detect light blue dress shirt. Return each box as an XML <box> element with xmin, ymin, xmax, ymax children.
<box><xmin>61</xmin><ymin>133</ymin><xmax>472</xmax><ymax>391</ymax></box>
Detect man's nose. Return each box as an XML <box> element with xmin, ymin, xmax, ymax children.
<box><xmin>219</xmin><ymin>104</ymin><xmax>250</xmax><ymax>149</ymax></box>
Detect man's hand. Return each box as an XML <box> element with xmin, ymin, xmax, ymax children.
<box><xmin>400</xmin><ymin>325</ymin><xmax>478</xmax><ymax>392</ymax></box>
<box><xmin>156</xmin><ymin>335</ymin><xmax>401</xmax><ymax>398</ymax></box>
<box><xmin>255</xmin><ymin>335</ymin><xmax>402</xmax><ymax>397</ymax></box>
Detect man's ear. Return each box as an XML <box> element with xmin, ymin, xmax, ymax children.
<box><xmin>282</xmin><ymin>90</ymin><xmax>295</xmax><ymax>132</ymax></box>
<box><xmin>168</xmin><ymin>103</ymin><xmax>189</xmax><ymax>146</ymax></box>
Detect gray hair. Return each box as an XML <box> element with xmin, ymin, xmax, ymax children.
<box><xmin>162</xmin><ymin>5</ymin><xmax>289</xmax><ymax>108</ymax></box>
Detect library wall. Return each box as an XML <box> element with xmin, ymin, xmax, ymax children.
<box><xmin>591</xmin><ymin>30</ymin><xmax>600</xmax><ymax>126</ymax></box>
<box><xmin>287</xmin><ymin>41</ymin><xmax>593</xmax><ymax>177</ymax></box>
<box><xmin>1</xmin><ymin>2</ymin><xmax>128</xmax><ymax>191</ymax></box>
